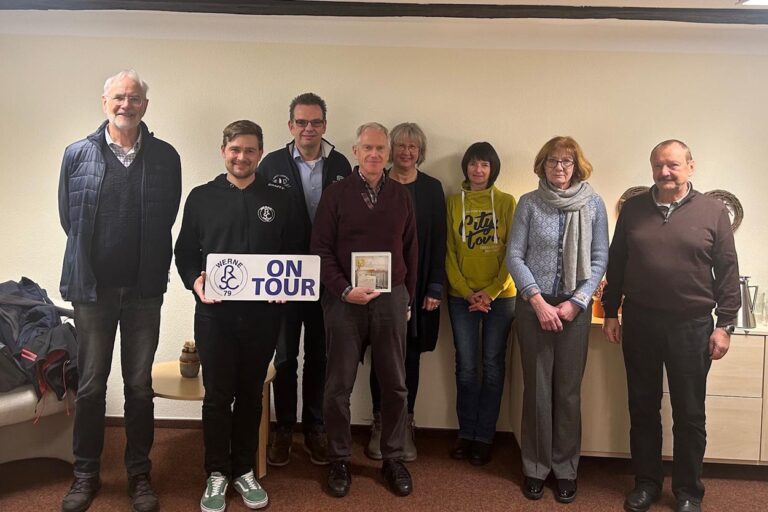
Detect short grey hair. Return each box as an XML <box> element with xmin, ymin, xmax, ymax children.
<box><xmin>355</xmin><ymin>122</ymin><xmax>388</xmax><ymax>144</ymax></box>
<box><xmin>103</xmin><ymin>69</ymin><xmax>149</xmax><ymax>97</ymax></box>
<box><xmin>389</xmin><ymin>122</ymin><xmax>427</xmax><ymax>166</ymax></box>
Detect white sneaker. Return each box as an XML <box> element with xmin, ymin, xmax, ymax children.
<box><xmin>233</xmin><ymin>470</ymin><xmax>268</xmax><ymax>509</ymax></box>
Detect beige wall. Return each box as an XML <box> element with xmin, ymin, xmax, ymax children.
<box><xmin>1</xmin><ymin>11</ymin><xmax>767</xmax><ymax>428</ymax></box>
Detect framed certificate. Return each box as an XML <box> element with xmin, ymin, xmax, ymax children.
<box><xmin>351</xmin><ymin>252</ymin><xmax>391</xmax><ymax>292</ymax></box>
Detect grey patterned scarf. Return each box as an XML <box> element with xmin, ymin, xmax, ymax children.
<box><xmin>536</xmin><ymin>179</ymin><xmax>594</xmax><ymax>293</ymax></box>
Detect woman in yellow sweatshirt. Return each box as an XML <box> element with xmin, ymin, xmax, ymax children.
<box><xmin>445</xmin><ymin>141</ymin><xmax>516</xmax><ymax>465</ymax></box>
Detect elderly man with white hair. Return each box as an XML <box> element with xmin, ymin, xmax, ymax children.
<box><xmin>58</xmin><ymin>69</ymin><xmax>181</xmax><ymax>512</ymax></box>
<box><xmin>310</xmin><ymin>122</ymin><xmax>418</xmax><ymax>498</ymax></box>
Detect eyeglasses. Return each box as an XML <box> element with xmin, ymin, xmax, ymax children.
<box><xmin>292</xmin><ymin>119</ymin><xmax>325</xmax><ymax>128</ymax></box>
<box><xmin>395</xmin><ymin>143</ymin><xmax>419</xmax><ymax>152</ymax></box>
<box><xmin>107</xmin><ymin>95</ymin><xmax>145</xmax><ymax>106</ymax></box>
<box><xmin>545</xmin><ymin>158</ymin><xmax>575</xmax><ymax>169</ymax></box>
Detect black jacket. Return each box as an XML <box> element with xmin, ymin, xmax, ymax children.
<box><xmin>257</xmin><ymin>139</ymin><xmax>351</xmax><ymax>252</ymax></box>
<box><xmin>58</xmin><ymin>121</ymin><xmax>181</xmax><ymax>302</ymax></box>
<box><xmin>408</xmin><ymin>171</ymin><xmax>447</xmax><ymax>352</ymax></box>
<box><xmin>174</xmin><ymin>173</ymin><xmax>300</xmax><ymax>307</ymax></box>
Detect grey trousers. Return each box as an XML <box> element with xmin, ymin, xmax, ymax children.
<box><xmin>322</xmin><ymin>284</ymin><xmax>409</xmax><ymax>461</ymax></box>
<box><xmin>516</xmin><ymin>297</ymin><xmax>591</xmax><ymax>480</ymax></box>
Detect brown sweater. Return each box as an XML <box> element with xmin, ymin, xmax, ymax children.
<box><xmin>310</xmin><ymin>171</ymin><xmax>418</xmax><ymax>301</ymax></box>
<box><xmin>602</xmin><ymin>188</ymin><xmax>740</xmax><ymax>325</ymax></box>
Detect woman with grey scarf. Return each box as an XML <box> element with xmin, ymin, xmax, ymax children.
<box><xmin>506</xmin><ymin>136</ymin><xmax>608</xmax><ymax>504</ymax></box>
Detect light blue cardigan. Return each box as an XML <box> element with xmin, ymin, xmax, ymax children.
<box><xmin>505</xmin><ymin>186</ymin><xmax>609</xmax><ymax>310</ymax></box>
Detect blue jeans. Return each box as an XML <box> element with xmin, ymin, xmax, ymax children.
<box><xmin>72</xmin><ymin>287</ymin><xmax>162</xmax><ymax>477</ymax></box>
<box><xmin>448</xmin><ymin>296</ymin><xmax>515</xmax><ymax>444</ymax></box>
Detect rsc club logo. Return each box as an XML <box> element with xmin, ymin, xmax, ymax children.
<box><xmin>211</xmin><ymin>258</ymin><xmax>248</xmax><ymax>297</ymax></box>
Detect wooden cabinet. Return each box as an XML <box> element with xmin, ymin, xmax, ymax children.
<box><xmin>579</xmin><ymin>332</ymin><xmax>630</xmax><ymax>456</ymax></box>
<box><xmin>762</xmin><ymin>352</ymin><xmax>768</xmax><ymax>463</ymax></box>
<box><xmin>509</xmin><ymin>328</ymin><xmax>768</xmax><ymax>465</ymax></box>
<box><xmin>662</xmin><ymin>334</ymin><xmax>764</xmax><ymax>398</ymax></box>
<box><xmin>661</xmin><ymin>394</ymin><xmax>763</xmax><ymax>462</ymax></box>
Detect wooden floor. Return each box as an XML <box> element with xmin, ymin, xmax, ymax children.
<box><xmin>2</xmin><ymin>425</ymin><xmax>768</xmax><ymax>511</ymax></box>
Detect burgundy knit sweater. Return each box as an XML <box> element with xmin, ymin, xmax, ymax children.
<box><xmin>310</xmin><ymin>171</ymin><xmax>418</xmax><ymax>301</ymax></box>
<box><xmin>602</xmin><ymin>189</ymin><xmax>740</xmax><ymax>325</ymax></box>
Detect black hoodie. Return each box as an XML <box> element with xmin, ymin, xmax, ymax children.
<box><xmin>174</xmin><ymin>173</ymin><xmax>302</xmax><ymax>300</ymax></box>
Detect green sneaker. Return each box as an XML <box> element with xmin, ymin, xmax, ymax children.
<box><xmin>233</xmin><ymin>470</ymin><xmax>268</xmax><ymax>509</ymax></box>
<box><xmin>200</xmin><ymin>472</ymin><xmax>228</xmax><ymax>512</ymax></box>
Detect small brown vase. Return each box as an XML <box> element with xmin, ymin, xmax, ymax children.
<box><xmin>180</xmin><ymin>340</ymin><xmax>200</xmax><ymax>378</ymax></box>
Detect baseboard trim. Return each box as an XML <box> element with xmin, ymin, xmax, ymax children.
<box><xmin>105</xmin><ymin>416</ymin><xmax>202</xmax><ymax>429</ymax></box>
<box><xmin>104</xmin><ymin>416</ymin><xmax>517</xmax><ymax>441</ymax></box>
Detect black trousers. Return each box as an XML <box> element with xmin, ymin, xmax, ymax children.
<box><xmin>195</xmin><ymin>302</ymin><xmax>281</xmax><ymax>478</ymax></box>
<box><xmin>370</xmin><ymin>340</ymin><xmax>421</xmax><ymax>415</ymax></box>
<box><xmin>272</xmin><ymin>300</ymin><xmax>326</xmax><ymax>431</ymax></box>
<box><xmin>622</xmin><ymin>301</ymin><xmax>713</xmax><ymax>501</ymax></box>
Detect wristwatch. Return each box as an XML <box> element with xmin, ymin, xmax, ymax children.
<box><xmin>718</xmin><ymin>324</ymin><xmax>736</xmax><ymax>335</ymax></box>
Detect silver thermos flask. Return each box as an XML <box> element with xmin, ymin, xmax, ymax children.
<box><xmin>736</xmin><ymin>276</ymin><xmax>757</xmax><ymax>330</ymax></box>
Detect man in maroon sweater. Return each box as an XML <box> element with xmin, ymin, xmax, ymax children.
<box><xmin>602</xmin><ymin>140</ymin><xmax>740</xmax><ymax>512</ymax></box>
<box><xmin>310</xmin><ymin>122</ymin><xmax>418</xmax><ymax>498</ymax></box>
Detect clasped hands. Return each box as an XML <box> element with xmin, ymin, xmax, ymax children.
<box><xmin>530</xmin><ymin>293</ymin><xmax>580</xmax><ymax>332</ymax></box>
<box><xmin>465</xmin><ymin>290</ymin><xmax>492</xmax><ymax>313</ymax></box>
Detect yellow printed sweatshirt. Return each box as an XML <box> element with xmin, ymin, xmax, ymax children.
<box><xmin>446</xmin><ymin>183</ymin><xmax>517</xmax><ymax>300</ymax></box>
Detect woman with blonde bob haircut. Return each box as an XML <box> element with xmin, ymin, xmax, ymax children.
<box><xmin>366</xmin><ymin>122</ymin><xmax>446</xmax><ymax>462</ymax></box>
<box><xmin>506</xmin><ymin>136</ymin><xmax>608</xmax><ymax>504</ymax></box>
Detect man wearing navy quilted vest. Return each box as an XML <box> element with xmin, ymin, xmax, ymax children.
<box><xmin>58</xmin><ymin>69</ymin><xmax>181</xmax><ymax>512</ymax></box>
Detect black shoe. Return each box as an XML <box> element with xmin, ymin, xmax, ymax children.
<box><xmin>268</xmin><ymin>425</ymin><xmax>293</xmax><ymax>467</ymax></box>
<box><xmin>327</xmin><ymin>460</ymin><xmax>351</xmax><ymax>497</ymax></box>
<box><xmin>382</xmin><ymin>459</ymin><xmax>412</xmax><ymax>497</ymax></box>
<box><xmin>522</xmin><ymin>477</ymin><xmax>545</xmax><ymax>500</ymax></box>
<box><xmin>61</xmin><ymin>475</ymin><xmax>101</xmax><ymax>512</ymax></box>
<box><xmin>677</xmin><ymin>499</ymin><xmax>702</xmax><ymax>512</ymax></box>
<box><xmin>469</xmin><ymin>441</ymin><xmax>492</xmax><ymax>466</ymax></box>
<box><xmin>449</xmin><ymin>438</ymin><xmax>472</xmax><ymax>460</ymax></box>
<box><xmin>556</xmin><ymin>479</ymin><xmax>577</xmax><ymax>504</ymax></box>
<box><xmin>304</xmin><ymin>429</ymin><xmax>329</xmax><ymax>466</ymax></box>
<box><xmin>624</xmin><ymin>486</ymin><xmax>660</xmax><ymax>512</ymax></box>
<box><xmin>128</xmin><ymin>474</ymin><xmax>158</xmax><ymax>512</ymax></box>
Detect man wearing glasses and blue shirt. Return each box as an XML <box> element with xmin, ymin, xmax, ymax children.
<box><xmin>258</xmin><ymin>93</ymin><xmax>351</xmax><ymax>467</ymax></box>
<box><xmin>58</xmin><ymin>69</ymin><xmax>181</xmax><ymax>512</ymax></box>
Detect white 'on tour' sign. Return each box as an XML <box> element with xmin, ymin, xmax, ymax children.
<box><xmin>205</xmin><ymin>254</ymin><xmax>320</xmax><ymax>301</ymax></box>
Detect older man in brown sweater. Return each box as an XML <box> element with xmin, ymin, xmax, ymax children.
<box><xmin>602</xmin><ymin>140</ymin><xmax>740</xmax><ymax>512</ymax></box>
<box><xmin>311</xmin><ymin>122</ymin><xmax>418</xmax><ymax>499</ymax></box>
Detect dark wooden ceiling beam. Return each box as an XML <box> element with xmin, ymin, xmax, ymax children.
<box><xmin>3</xmin><ymin>1</ymin><xmax>768</xmax><ymax>25</ymax></box>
